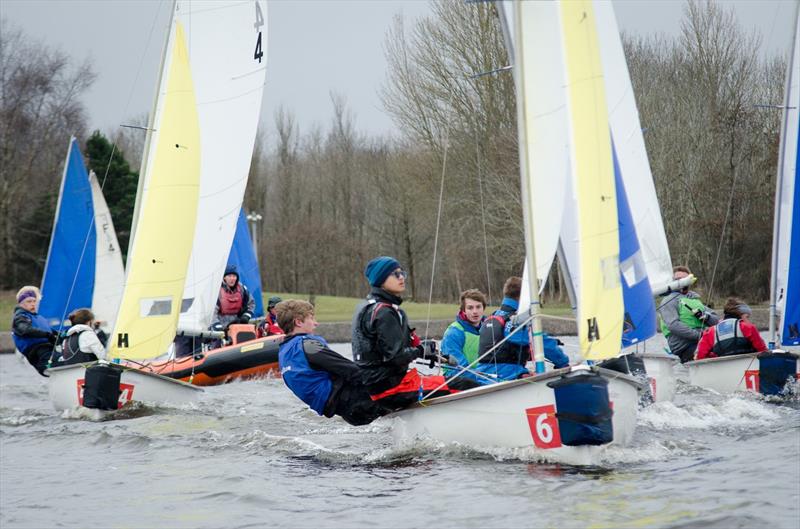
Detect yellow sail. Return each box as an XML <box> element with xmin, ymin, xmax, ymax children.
<box><xmin>109</xmin><ymin>22</ymin><xmax>201</xmax><ymax>360</ymax></box>
<box><xmin>560</xmin><ymin>0</ymin><xmax>623</xmax><ymax>360</ymax></box>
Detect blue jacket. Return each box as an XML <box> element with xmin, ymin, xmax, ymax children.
<box><xmin>279</xmin><ymin>334</ymin><xmax>332</xmax><ymax>415</ymax></box>
<box><xmin>12</xmin><ymin>307</ymin><xmax>53</xmax><ymax>354</ymax></box>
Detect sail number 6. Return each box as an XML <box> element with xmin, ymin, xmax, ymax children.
<box><xmin>253</xmin><ymin>1</ymin><xmax>264</xmax><ymax>63</ymax></box>
<box><xmin>525</xmin><ymin>405</ymin><xmax>562</xmax><ymax>449</ymax></box>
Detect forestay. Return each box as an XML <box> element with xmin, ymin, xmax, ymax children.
<box><xmin>177</xmin><ymin>0</ymin><xmax>269</xmax><ymax>334</ymax></box>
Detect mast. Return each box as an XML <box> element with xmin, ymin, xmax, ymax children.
<box><xmin>512</xmin><ymin>1</ymin><xmax>546</xmax><ymax>373</ymax></box>
<box><xmin>769</xmin><ymin>1</ymin><xmax>800</xmax><ymax>347</ymax></box>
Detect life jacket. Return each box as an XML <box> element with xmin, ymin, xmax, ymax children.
<box><xmin>11</xmin><ymin>308</ymin><xmax>51</xmax><ymax>354</ymax></box>
<box><xmin>218</xmin><ymin>284</ymin><xmax>244</xmax><ymax>315</ymax></box>
<box><xmin>59</xmin><ymin>329</ymin><xmax>99</xmax><ymax>365</ymax></box>
<box><xmin>278</xmin><ymin>334</ymin><xmax>332</xmax><ymax>415</ymax></box>
<box><xmin>711</xmin><ymin>318</ymin><xmax>755</xmax><ymax>357</ymax></box>
<box><xmin>659</xmin><ymin>294</ymin><xmax>706</xmax><ymax>337</ymax></box>
<box><xmin>351</xmin><ymin>299</ymin><xmax>410</xmax><ymax>366</ymax></box>
<box><xmin>445</xmin><ymin>320</ymin><xmax>480</xmax><ymax>365</ymax></box>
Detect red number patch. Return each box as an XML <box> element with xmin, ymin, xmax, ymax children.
<box><xmin>526</xmin><ymin>404</ymin><xmax>562</xmax><ymax>449</ymax></box>
<box><xmin>76</xmin><ymin>379</ymin><xmax>135</xmax><ymax>409</ymax></box>
<box><xmin>744</xmin><ymin>370</ymin><xmax>759</xmax><ymax>392</ymax></box>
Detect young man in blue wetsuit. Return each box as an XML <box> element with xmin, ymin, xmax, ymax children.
<box><xmin>440</xmin><ymin>289</ymin><xmax>488</xmax><ymax>381</ymax></box>
<box><xmin>276</xmin><ymin>299</ymin><xmax>389</xmax><ymax>426</ymax></box>
<box><xmin>477</xmin><ymin>276</ymin><xmax>570</xmax><ymax>381</ymax></box>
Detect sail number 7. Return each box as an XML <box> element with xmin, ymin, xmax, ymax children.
<box><xmin>525</xmin><ymin>405</ymin><xmax>562</xmax><ymax>449</ymax></box>
<box><xmin>253</xmin><ymin>1</ymin><xmax>264</xmax><ymax>63</ymax></box>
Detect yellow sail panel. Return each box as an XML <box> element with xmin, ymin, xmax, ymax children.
<box><xmin>560</xmin><ymin>0</ymin><xmax>622</xmax><ymax>360</ymax></box>
<box><xmin>109</xmin><ymin>23</ymin><xmax>201</xmax><ymax>360</ymax></box>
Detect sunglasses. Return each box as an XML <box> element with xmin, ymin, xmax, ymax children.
<box><xmin>391</xmin><ymin>270</ymin><xmax>407</xmax><ymax>279</ymax></box>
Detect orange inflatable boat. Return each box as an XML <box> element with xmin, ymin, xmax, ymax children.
<box><xmin>128</xmin><ymin>325</ymin><xmax>282</xmax><ymax>386</ymax></box>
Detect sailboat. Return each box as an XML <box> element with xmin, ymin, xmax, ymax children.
<box><xmin>39</xmin><ymin>138</ymin><xmax>124</xmax><ymax>332</ymax></box>
<box><xmin>120</xmin><ymin>2</ymin><xmax>277</xmax><ymax>387</ymax></box>
<box><xmin>46</xmin><ymin>0</ymin><xmax>274</xmax><ymax>413</ymax></box>
<box><xmin>687</xmin><ymin>7</ymin><xmax>800</xmax><ymax>396</ymax></box>
<box><xmin>391</xmin><ymin>0</ymin><xmax>643</xmax><ymax>465</ymax></box>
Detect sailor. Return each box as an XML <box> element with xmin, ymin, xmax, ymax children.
<box><xmin>277</xmin><ymin>299</ymin><xmax>389</xmax><ymax>425</ymax></box>
<box><xmin>351</xmin><ymin>256</ymin><xmax>479</xmax><ymax>410</ymax></box>
<box><xmin>657</xmin><ymin>265</ymin><xmax>719</xmax><ymax>363</ymax></box>
<box><xmin>11</xmin><ymin>286</ymin><xmax>57</xmax><ymax>376</ymax></box>
<box><xmin>259</xmin><ymin>296</ymin><xmax>285</xmax><ymax>337</ymax></box>
<box><xmin>477</xmin><ymin>276</ymin><xmax>570</xmax><ymax>381</ymax></box>
<box><xmin>56</xmin><ymin>308</ymin><xmax>106</xmax><ymax>366</ymax></box>
<box><xmin>695</xmin><ymin>297</ymin><xmax>766</xmax><ymax>360</ymax></box>
<box><xmin>211</xmin><ymin>264</ymin><xmax>255</xmax><ymax>330</ymax></box>
<box><xmin>440</xmin><ymin>289</ymin><xmax>487</xmax><ymax>382</ymax></box>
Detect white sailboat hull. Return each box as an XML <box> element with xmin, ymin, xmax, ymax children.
<box><xmin>390</xmin><ymin>367</ymin><xmax>641</xmax><ymax>466</ymax></box>
<box><xmin>687</xmin><ymin>353</ymin><xmax>800</xmax><ymax>395</ymax></box>
<box><xmin>640</xmin><ymin>352</ymin><xmax>678</xmax><ymax>402</ymax></box>
<box><xmin>47</xmin><ymin>363</ymin><xmax>202</xmax><ymax>415</ymax></box>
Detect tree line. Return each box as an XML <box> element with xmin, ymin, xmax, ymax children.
<box><xmin>0</xmin><ymin>0</ymin><xmax>787</xmax><ymax>308</ymax></box>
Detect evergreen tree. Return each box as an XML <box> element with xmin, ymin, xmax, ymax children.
<box><xmin>84</xmin><ymin>131</ymin><xmax>138</xmax><ymax>259</ymax></box>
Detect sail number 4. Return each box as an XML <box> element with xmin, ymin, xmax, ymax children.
<box><xmin>253</xmin><ymin>2</ymin><xmax>264</xmax><ymax>63</ymax></box>
<box><xmin>76</xmin><ymin>379</ymin><xmax>135</xmax><ymax>409</ymax></box>
<box><xmin>526</xmin><ymin>405</ymin><xmax>562</xmax><ymax>449</ymax></box>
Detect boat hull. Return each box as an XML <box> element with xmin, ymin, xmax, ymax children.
<box><xmin>129</xmin><ymin>335</ymin><xmax>281</xmax><ymax>386</ymax></box>
<box><xmin>640</xmin><ymin>352</ymin><xmax>678</xmax><ymax>402</ymax></box>
<box><xmin>687</xmin><ymin>352</ymin><xmax>800</xmax><ymax>395</ymax></box>
<box><xmin>390</xmin><ymin>367</ymin><xmax>642</xmax><ymax>465</ymax></box>
<box><xmin>47</xmin><ymin>362</ymin><xmax>202</xmax><ymax>413</ymax></box>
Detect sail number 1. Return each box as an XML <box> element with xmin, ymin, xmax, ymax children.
<box><xmin>253</xmin><ymin>1</ymin><xmax>264</xmax><ymax>63</ymax></box>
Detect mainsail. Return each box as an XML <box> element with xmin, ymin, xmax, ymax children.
<box><xmin>39</xmin><ymin>137</ymin><xmax>96</xmax><ymax>328</ymax></box>
<box><xmin>176</xmin><ymin>0</ymin><xmax>269</xmax><ymax>334</ymax></box>
<box><xmin>108</xmin><ymin>20</ymin><xmax>201</xmax><ymax>361</ymax></box>
<box><xmin>88</xmin><ymin>170</ymin><xmax>125</xmax><ymax>330</ymax></box>
<box><xmin>771</xmin><ymin>5</ymin><xmax>800</xmax><ymax>347</ymax></box>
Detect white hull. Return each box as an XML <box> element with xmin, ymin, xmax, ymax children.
<box><xmin>390</xmin><ymin>367</ymin><xmax>642</xmax><ymax>466</ymax></box>
<box><xmin>640</xmin><ymin>352</ymin><xmax>678</xmax><ymax>402</ymax></box>
<box><xmin>687</xmin><ymin>353</ymin><xmax>800</xmax><ymax>395</ymax></box>
<box><xmin>47</xmin><ymin>362</ymin><xmax>202</xmax><ymax>415</ymax></box>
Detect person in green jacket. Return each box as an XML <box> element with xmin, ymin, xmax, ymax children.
<box><xmin>441</xmin><ymin>289</ymin><xmax>488</xmax><ymax>377</ymax></box>
<box><xmin>656</xmin><ymin>265</ymin><xmax>718</xmax><ymax>363</ymax></box>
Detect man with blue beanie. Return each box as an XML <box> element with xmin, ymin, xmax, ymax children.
<box><xmin>352</xmin><ymin>256</ymin><xmax>479</xmax><ymax>410</ymax></box>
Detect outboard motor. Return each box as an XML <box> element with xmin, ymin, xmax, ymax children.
<box><xmin>758</xmin><ymin>351</ymin><xmax>799</xmax><ymax>396</ymax></box>
<box><xmin>83</xmin><ymin>362</ymin><xmax>123</xmax><ymax>410</ymax></box>
<box><xmin>598</xmin><ymin>354</ymin><xmax>653</xmax><ymax>405</ymax></box>
<box><xmin>547</xmin><ymin>370</ymin><xmax>613</xmax><ymax>446</ymax></box>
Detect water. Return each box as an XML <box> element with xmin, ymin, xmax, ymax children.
<box><xmin>1</xmin><ymin>338</ymin><xmax>798</xmax><ymax>529</ymax></box>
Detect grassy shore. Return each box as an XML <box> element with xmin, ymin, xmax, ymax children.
<box><xmin>0</xmin><ymin>289</ymin><xmax>574</xmax><ymax>331</ymax></box>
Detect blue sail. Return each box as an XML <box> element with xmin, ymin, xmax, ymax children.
<box><xmin>226</xmin><ymin>208</ymin><xmax>264</xmax><ymax>318</ymax></box>
<box><xmin>39</xmin><ymin>138</ymin><xmax>97</xmax><ymax>327</ymax></box>
<box><xmin>613</xmin><ymin>143</ymin><xmax>656</xmax><ymax>347</ymax></box>
<box><xmin>782</xmin><ymin>125</ymin><xmax>800</xmax><ymax>345</ymax></box>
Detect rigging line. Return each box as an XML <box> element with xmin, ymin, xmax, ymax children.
<box><xmin>423</xmin><ymin>90</ymin><xmax>456</xmax><ymax>341</ymax></box>
<box><xmin>707</xmin><ymin>160</ymin><xmax>742</xmax><ymax>304</ymax></box>
<box><xmin>473</xmin><ymin>91</ymin><xmax>493</xmax><ymax>304</ymax></box>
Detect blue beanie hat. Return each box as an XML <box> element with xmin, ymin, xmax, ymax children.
<box><xmin>224</xmin><ymin>264</ymin><xmax>239</xmax><ymax>278</ymax></box>
<box><xmin>365</xmin><ymin>256</ymin><xmax>401</xmax><ymax>287</ymax></box>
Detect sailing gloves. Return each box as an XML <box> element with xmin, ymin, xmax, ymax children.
<box><xmin>237</xmin><ymin>314</ymin><xmax>252</xmax><ymax>324</ymax></box>
<box><xmin>417</xmin><ymin>340</ymin><xmax>438</xmax><ymax>360</ymax></box>
<box><xmin>692</xmin><ymin>308</ymin><xmax>709</xmax><ymax>322</ymax></box>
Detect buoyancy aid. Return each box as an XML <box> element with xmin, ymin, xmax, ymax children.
<box><xmin>218</xmin><ymin>284</ymin><xmax>244</xmax><ymax>315</ymax></box>
<box><xmin>445</xmin><ymin>320</ymin><xmax>480</xmax><ymax>365</ymax></box>
<box><xmin>351</xmin><ymin>298</ymin><xmax>409</xmax><ymax>366</ymax></box>
<box><xmin>12</xmin><ymin>308</ymin><xmax>51</xmax><ymax>354</ymax></box>
<box><xmin>712</xmin><ymin>318</ymin><xmax>755</xmax><ymax>357</ymax></box>
<box><xmin>59</xmin><ymin>329</ymin><xmax>99</xmax><ymax>365</ymax></box>
<box><xmin>279</xmin><ymin>334</ymin><xmax>332</xmax><ymax>415</ymax></box>
<box><xmin>659</xmin><ymin>294</ymin><xmax>706</xmax><ymax>337</ymax></box>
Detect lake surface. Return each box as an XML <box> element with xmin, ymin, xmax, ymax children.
<box><xmin>1</xmin><ymin>336</ymin><xmax>798</xmax><ymax>529</ymax></box>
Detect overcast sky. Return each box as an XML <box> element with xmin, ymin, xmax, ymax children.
<box><xmin>2</xmin><ymin>0</ymin><xmax>796</xmax><ymax>139</ymax></box>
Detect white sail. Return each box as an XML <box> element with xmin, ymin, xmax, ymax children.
<box><xmin>176</xmin><ymin>0</ymin><xmax>269</xmax><ymax>334</ymax></box>
<box><xmin>772</xmin><ymin>6</ymin><xmax>800</xmax><ymax>346</ymax></box>
<box><xmin>88</xmin><ymin>171</ymin><xmax>124</xmax><ymax>330</ymax></box>
<box><xmin>497</xmin><ymin>1</ymin><xmax>569</xmax><ymax>290</ymax></box>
